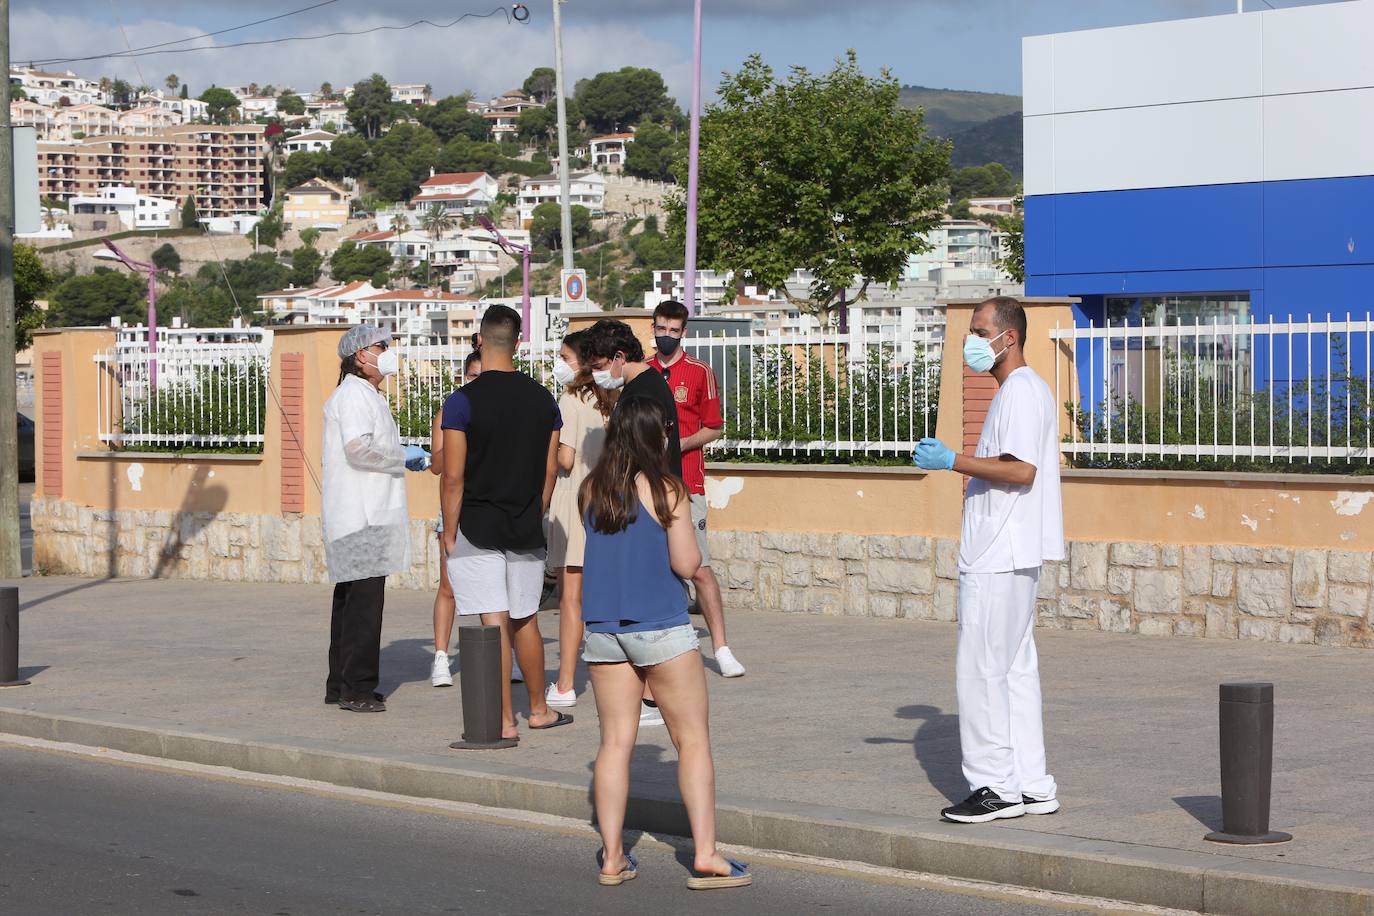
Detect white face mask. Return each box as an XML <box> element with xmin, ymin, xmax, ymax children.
<box><xmin>552</xmin><ymin>359</ymin><xmax>576</xmax><ymax>387</ymax></box>
<box><xmin>592</xmin><ymin>367</ymin><xmax>623</xmax><ymax>390</ymax></box>
<box><xmin>372</xmin><ymin>348</ymin><xmax>399</xmax><ymax>377</ymax></box>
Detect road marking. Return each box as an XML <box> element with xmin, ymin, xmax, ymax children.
<box><xmin>0</xmin><ymin>734</ymin><xmax>1192</xmax><ymax>915</ymax></box>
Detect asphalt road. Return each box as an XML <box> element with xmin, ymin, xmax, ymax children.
<box><xmin>0</xmin><ymin>743</ymin><xmax>1103</xmax><ymax>916</ymax></box>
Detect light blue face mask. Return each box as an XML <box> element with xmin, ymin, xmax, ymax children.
<box><xmin>963</xmin><ymin>330</ymin><xmax>1009</xmax><ymax>373</ymax></box>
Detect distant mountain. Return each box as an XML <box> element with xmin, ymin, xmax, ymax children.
<box><xmin>898</xmin><ymin>85</ymin><xmax>1023</xmax><ymax>177</ymax></box>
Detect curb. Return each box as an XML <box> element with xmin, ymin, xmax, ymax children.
<box><xmin>2</xmin><ymin>707</ymin><xmax>1371</xmax><ymax>916</ymax></box>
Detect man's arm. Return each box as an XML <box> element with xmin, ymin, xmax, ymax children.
<box><xmin>542</xmin><ymin>431</ymin><xmax>560</xmax><ymax>513</ymax></box>
<box><xmin>954</xmin><ymin>453</ymin><xmax>1036</xmax><ymax>487</ymax></box>
<box><xmin>440</xmin><ymin>428</ymin><xmax>466</xmax><ymax>553</ymax></box>
<box><xmin>680</xmin><ymin>425</ymin><xmax>723</xmax><ymax>452</ymax></box>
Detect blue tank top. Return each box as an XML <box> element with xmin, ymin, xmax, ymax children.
<box><xmin>581</xmin><ymin>504</ymin><xmax>689</xmax><ymax>634</ymax></box>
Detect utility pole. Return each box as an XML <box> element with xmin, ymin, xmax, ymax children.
<box><xmin>0</xmin><ymin>0</ymin><xmax>18</xmax><ymax>579</ymax></box>
<box><xmin>683</xmin><ymin>0</ymin><xmax>703</xmax><ymax>316</ymax></box>
<box><xmin>552</xmin><ymin>0</ymin><xmax>573</xmax><ymax>271</ymax></box>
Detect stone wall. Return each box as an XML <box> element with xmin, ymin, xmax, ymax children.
<box><xmin>31</xmin><ymin>496</ymin><xmax>1374</xmax><ymax>648</ymax></box>
<box><xmin>707</xmin><ymin>530</ymin><xmax>1374</xmax><ymax>649</ymax></box>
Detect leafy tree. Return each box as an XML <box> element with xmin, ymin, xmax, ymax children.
<box><xmin>15</xmin><ymin>244</ymin><xmax>54</xmax><ymax>349</ymax></box>
<box><xmin>277</xmin><ymin>91</ymin><xmax>306</xmax><ymax>116</ymax></box>
<box><xmin>282</xmin><ymin>150</ymin><xmax>326</xmax><ymax>189</ymax></box>
<box><xmin>298</xmin><ymin>226</ymin><xmax>322</xmax><ymax>248</ymax></box>
<box><xmin>319</xmin><ymin>81</ymin><xmax>334</xmax><ymax>99</ymax></box>
<box><xmin>196</xmin><ymin>253</ymin><xmax>290</xmax><ymax>307</ymax></box>
<box><xmin>11</xmin><ymin>86</ymin><xmax>26</xmax><ymax>102</ymax></box>
<box><xmin>575</xmin><ymin>67</ymin><xmax>678</xmax><ymax>132</ymax></box>
<box><xmin>327</xmin><ymin>134</ymin><xmax>371</xmax><ymax>177</ymax></box>
<box><xmin>523</xmin><ymin>67</ymin><xmax>556</xmax><ymax>104</ymax></box>
<box><xmin>159</xmin><ymin>280</ymin><xmax>236</xmax><ymax>327</ymax></box>
<box><xmin>181</xmin><ymin>195</ymin><xmax>199</xmax><ymax>228</ymax></box>
<box><xmin>370</xmin><ymin>159</ymin><xmax>415</xmax><ymax>202</ymax></box>
<box><xmin>290</xmin><ymin>245</ymin><xmax>324</xmax><ymax>287</ymax></box>
<box><xmin>110</xmin><ymin>78</ymin><xmax>133</xmax><ymax>108</ymax></box>
<box><xmin>179</xmin><ymin>84</ymin><xmax>189</xmax><ymax>100</ymax></box>
<box><xmin>949</xmin><ymin>162</ymin><xmax>1017</xmax><ymax>202</ymax></box>
<box><xmin>329</xmin><ymin>241</ymin><xmax>393</xmax><ymax>283</ymax></box>
<box><xmin>151</xmin><ymin>243</ymin><xmax>182</xmax><ymax>274</ymax></box>
<box><xmin>250</xmin><ymin>205</ymin><xmax>285</xmax><ymax>248</ymax></box>
<box><xmin>530</xmin><ymin>202</ymin><xmax>591</xmax><ymax>251</ymax></box>
<box><xmin>416</xmin><ymin>95</ymin><xmax>488</xmax><ymax>143</ymax></box>
<box><xmin>623</xmin><ymin>121</ymin><xmax>677</xmax><ymax>182</ymax></box>
<box><xmin>48</xmin><ymin>268</ymin><xmax>148</xmax><ymax>327</ymax></box>
<box><xmin>347</xmin><ymin>73</ymin><xmax>396</xmax><ymax>139</ymax></box>
<box><xmin>518</xmin><ymin>105</ymin><xmax>556</xmax><ymax>146</ymax></box>
<box><xmin>666</xmin><ymin>52</ymin><xmax>949</xmax><ymax>316</ymax></box>
<box><xmin>990</xmin><ymin>196</ymin><xmax>1024</xmax><ymax>282</ymax></box>
<box><xmin>199</xmin><ymin>87</ymin><xmax>240</xmax><ymax>124</ymax></box>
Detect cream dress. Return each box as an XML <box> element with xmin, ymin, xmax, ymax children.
<box><xmin>546</xmin><ymin>390</ymin><xmax>608</xmax><ymax>568</ymax></box>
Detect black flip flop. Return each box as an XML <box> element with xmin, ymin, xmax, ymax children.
<box><xmin>528</xmin><ymin>710</ymin><xmax>574</xmax><ymax>730</ymax></box>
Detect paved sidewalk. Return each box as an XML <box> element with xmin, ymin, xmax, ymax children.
<box><xmin>3</xmin><ymin>576</ymin><xmax>1371</xmax><ymax>893</ymax></box>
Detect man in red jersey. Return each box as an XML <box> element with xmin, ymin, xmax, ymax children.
<box><xmin>648</xmin><ymin>300</ymin><xmax>745</xmax><ymax>678</ymax></box>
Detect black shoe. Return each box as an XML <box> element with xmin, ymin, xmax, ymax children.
<box><xmin>1022</xmin><ymin>795</ymin><xmax>1060</xmax><ymax>815</ymax></box>
<box><xmin>338</xmin><ymin>697</ymin><xmax>387</xmax><ymax>713</ymax></box>
<box><xmin>325</xmin><ymin>691</ymin><xmax>386</xmax><ymax>705</ymax></box>
<box><xmin>941</xmin><ymin>787</ymin><xmax>1025</xmax><ymax>823</ymax></box>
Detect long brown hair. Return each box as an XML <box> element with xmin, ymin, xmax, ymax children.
<box><xmin>580</xmin><ymin>397</ymin><xmax>684</xmax><ymax>534</ymax></box>
<box><xmin>563</xmin><ymin>329</ymin><xmax>616</xmax><ymax>417</ymax></box>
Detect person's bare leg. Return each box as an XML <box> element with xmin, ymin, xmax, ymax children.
<box><xmin>480</xmin><ymin>611</ymin><xmax>517</xmax><ymax>739</ymax></box>
<box><xmin>693</xmin><ymin>565</ymin><xmax>728</xmax><ymax>652</ymax></box>
<box><xmin>589</xmin><ymin>660</ymin><xmax>644</xmax><ymax>876</ymax></box>
<box><xmin>645</xmin><ymin>649</ymin><xmax>732</xmax><ymax>875</ymax></box>
<box><xmin>556</xmin><ymin>566</ymin><xmax>584</xmax><ymax>693</ymax></box>
<box><xmin>512</xmin><ymin>615</ymin><xmax>557</xmax><ymax>727</ymax></box>
<box><xmin>434</xmin><ymin>537</ymin><xmax>456</xmax><ymax>653</ymax></box>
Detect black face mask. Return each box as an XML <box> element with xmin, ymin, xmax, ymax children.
<box><xmin>655</xmin><ymin>335</ymin><xmax>681</xmax><ymax>357</ymax></box>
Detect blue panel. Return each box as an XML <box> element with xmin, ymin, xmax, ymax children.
<box><xmin>1263</xmin><ymin>176</ymin><xmax>1374</xmax><ymax>268</ymax></box>
<box><xmin>1049</xmin><ymin>184</ymin><xmax>1264</xmax><ymax>275</ymax></box>
<box><xmin>1261</xmin><ymin>265</ymin><xmax>1374</xmax><ymax>321</ymax></box>
<box><xmin>1024</xmin><ymin>195</ymin><xmax>1056</xmax><ymax>278</ymax></box>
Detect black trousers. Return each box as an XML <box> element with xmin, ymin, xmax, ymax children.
<box><xmin>326</xmin><ymin>576</ymin><xmax>386</xmax><ymax>702</ymax></box>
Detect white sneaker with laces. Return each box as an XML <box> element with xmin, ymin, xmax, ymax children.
<box><xmin>430</xmin><ymin>650</ymin><xmax>453</xmax><ymax>687</ymax></box>
<box><xmin>715</xmin><ymin>646</ymin><xmax>746</xmax><ymax>678</ymax></box>
<box><xmin>546</xmin><ymin>683</ymin><xmax>577</xmax><ymax>708</ymax></box>
<box><xmin>639</xmin><ymin>701</ymin><xmax>664</xmax><ymax>727</ymax></box>
<box><xmin>511</xmin><ymin>658</ymin><xmax>524</xmax><ymax>683</ymax></box>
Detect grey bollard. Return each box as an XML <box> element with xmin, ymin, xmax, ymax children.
<box><xmin>1204</xmin><ymin>682</ymin><xmax>1291</xmax><ymax>844</ymax></box>
<box><xmin>449</xmin><ymin>624</ymin><xmax>516</xmax><ymax>750</ymax></box>
<box><xmin>0</xmin><ymin>587</ymin><xmax>31</xmax><ymax>688</ymax></box>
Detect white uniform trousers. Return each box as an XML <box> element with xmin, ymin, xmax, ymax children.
<box><xmin>956</xmin><ymin>567</ymin><xmax>1057</xmax><ymax>803</ymax></box>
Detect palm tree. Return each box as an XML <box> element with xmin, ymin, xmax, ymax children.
<box><xmin>165</xmin><ymin>74</ymin><xmax>179</xmax><ymax>92</ymax></box>
<box><xmin>420</xmin><ymin>204</ymin><xmax>457</xmax><ymax>284</ymax></box>
<box><xmin>391</xmin><ymin>212</ymin><xmax>411</xmax><ymax>233</ymax></box>
<box><xmin>248</xmin><ymin>82</ymin><xmax>260</xmax><ymax>96</ymax></box>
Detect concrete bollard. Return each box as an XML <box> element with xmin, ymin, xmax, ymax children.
<box><xmin>1204</xmin><ymin>682</ymin><xmax>1291</xmax><ymax>844</ymax></box>
<box><xmin>449</xmin><ymin>624</ymin><xmax>517</xmax><ymax>750</ymax></box>
<box><xmin>0</xmin><ymin>587</ymin><xmax>31</xmax><ymax>688</ymax></box>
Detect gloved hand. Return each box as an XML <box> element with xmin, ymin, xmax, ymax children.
<box><xmin>404</xmin><ymin>445</ymin><xmax>432</xmax><ymax>472</ymax></box>
<box><xmin>913</xmin><ymin>437</ymin><xmax>956</xmax><ymax>471</ymax></box>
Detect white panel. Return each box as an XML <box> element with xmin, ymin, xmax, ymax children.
<box><xmin>1262</xmin><ymin>0</ymin><xmax>1374</xmax><ymax>95</ymax></box>
<box><xmin>1023</xmin><ymin>116</ymin><xmax>1055</xmax><ymax>196</ymax></box>
<box><xmin>1264</xmin><ymin>88</ymin><xmax>1374</xmax><ymax>182</ymax></box>
<box><xmin>1022</xmin><ymin>35</ymin><xmax>1054</xmax><ymax>117</ymax></box>
<box><xmin>1049</xmin><ymin>98</ymin><xmax>1262</xmax><ymax>194</ymax></box>
<box><xmin>1049</xmin><ymin>13</ymin><xmax>1261</xmax><ymax>114</ymax></box>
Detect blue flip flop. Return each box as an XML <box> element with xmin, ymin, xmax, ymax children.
<box><xmin>687</xmin><ymin>857</ymin><xmax>752</xmax><ymax>889</ymax></box>
<box><xmin>597</xmin><ymin>851</ymin><xmax>638</xmax><ymax>886</ymax></box>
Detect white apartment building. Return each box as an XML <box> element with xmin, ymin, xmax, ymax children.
<box><xmin>391</xmin><ymin>83</ymin><xmax>433</xmax><ymax>106</ymax></box>
<box><xmin>281</xmin><ymin>130</ymin><xmax>336</xmax><ymax>157</ymax></box>
<box><xmin>589</xmin><ymin>133</ymin><xmax>634</xmax><ymax>169</ymax></box>
<box><xmin>137</xmin><ymin>91</ymin><xmax>210</xmax><ymax>124</ymax></box>
<box><xmin>12</xmin><ymin>100</ymin><xmax>182</xmax><ymax>140</ymax></box>
<box><xmin>10</xmin><ymin>67</ymin><xmax>105</xmax><ymax>107</ymax></box>
<box><xmin>483</xmin><ymin>88</ymin><xmax>540</xmax><ymax>140</ymax></box>
<box><xmin>70</xmin><ymin>185</ymin><xmax>176</xmax><ymax>230</ymax></box>
<box><xmin>904</xmin><ymin>219</ymin><xmax>1011</xmax><ymax>290</ymax></box>
<box><xmin>305</xmin><ymin>100</ymin><xmax>349</xmax><ymax>132</ymax></box>
<box><xmin>410</xmin><ymin>170</ymin><xmax>498</xmax><ymax>216</ymax></box>
<box><xmin>518</xmin><ymin>171</ymin><xmax>606</xmax><ymax>223</ymax></box>
<box><xmin>237</xmin><ymin>96</ymin><xmax>279</xmax><ymax>120</ymax></box>
<box><xmin>356</xmin><ymin>289</ymin><xmax>479</xmax><ymax>338</ymax></box>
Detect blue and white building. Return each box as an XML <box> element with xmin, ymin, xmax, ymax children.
<box><xmin>1023</xmin><ymin>0</ymin><xmax>1374</xmax><ymax>326</ymax></box>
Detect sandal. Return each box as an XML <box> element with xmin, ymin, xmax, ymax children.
<box><xmin>338</xmin><ymin>697</ymin><xmax>387</xmax><ymax>713</ymax></box>
<box><xmin>597</xmin><ymin>851</ymin><xmax>638</xmax><ymax>886</ymax></box>
<box><xmin>528</xmin><ymin>710</ymin><xmax>574</xmax><ymax>730</ymax></box>
<box><xmin>687</xmin><ymin>858</ymin><xmax>751</xmax><ymax>890</ymax></box>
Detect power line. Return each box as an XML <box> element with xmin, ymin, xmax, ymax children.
<box><xmin>27</xmin><ymin>7</ymin><xmax>523</xmax><ymax>68</ymax></box>
<box><xmin>33</xmin><ymin>0</ymin><xmax>343</xmax><ymax>68</ymax></box>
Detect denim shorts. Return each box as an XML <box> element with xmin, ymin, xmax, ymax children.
<box><xmin>583</xmin><ymin>623</ymin><xmax>700</xmax><ymax>667</ymax></box>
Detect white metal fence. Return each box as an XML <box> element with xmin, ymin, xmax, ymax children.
<box><xmin>1050</xmin><ymin>315</ymin><xmax>1374</xmax><ymax>467</ymax></box>
<box><xmin>390</xmin><ymin>327</ymin><xmax>944</xmax><ymax>459</ymax></box>
<box><xmin>95</xmin><ymin>342</ymin><xmax>269</xmax><ymax>450</ymax></box>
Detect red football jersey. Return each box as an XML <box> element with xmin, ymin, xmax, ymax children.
<box><xmin>648</xmin><ymin>352</ymin><xmax>723</xmax><ymax>495</ymax></box>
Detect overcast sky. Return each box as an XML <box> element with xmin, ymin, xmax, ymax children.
<box><xmin>12</xmin><ymin>0</ymin><xmax>1339</xmax><ymax>104</ymax></box>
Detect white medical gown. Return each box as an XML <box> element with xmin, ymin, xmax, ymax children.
<box><xmin>320</xmin><ymin>374</ymin><xmax>411</xmax><ymax>582</ymax></box>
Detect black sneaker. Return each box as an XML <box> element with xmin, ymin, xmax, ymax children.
<box><xmin>1023</xmin><ymin>795</ymin><xmax>1060</xmax><ymax>815</ymax></box>
<box><xmin>325</xmin><ymin>691</ymin><xmax>385</xmax><ymax>705</ymax></box>
<box><xmin>338</xmin><ymin>697</ymin><xmax>387</xmax><ymax>713</ymax></box>
<box><xmin>941</xmin><ymin>787</ymin><xmax>1026</xmax><ymax>823</ymax></box>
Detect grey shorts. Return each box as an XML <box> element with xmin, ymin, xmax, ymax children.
<box><xmin>583</xmin><ymin>623</ymin><xmax>700</xmax><ymax>667</ymax></box>
<box><xmin>689</xmin><ymin>493</ymin><xmax>711</xmax><ymax>567</ymax></box>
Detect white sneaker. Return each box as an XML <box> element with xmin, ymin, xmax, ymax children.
<box><xmin>430</xmin><ymin>651</ymin><xmax>453</xmax><ymax>687</ymax></box>
<box><xmin>511</xmin><ymin>658</ymin><xmax>525</xmax><ymax>683</ymax></box>
<box><xmin>715</xmin><ymin>646</ymin><xmax>746</xmax><ymax>678</ymax></box>
<box><xmin>639</xmin><ymin>701</ymin><xmax>664</xmax><ymax>727</ymax></box>
<box><xmin>546</xmin><ymin>683</ymin><xmax>577</xmax><ymax>708</ymax></box>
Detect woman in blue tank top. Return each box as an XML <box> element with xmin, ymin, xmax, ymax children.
<box><xmin>579</xmin><ymin>398</ymin><xmax>752</xmax><ymax>891</ymax></box>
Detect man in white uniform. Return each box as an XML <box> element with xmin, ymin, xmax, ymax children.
<box><xmin>914</xmin><ymin>296</ymin><xmax>1065</xmax><ymax>823</ymax></box>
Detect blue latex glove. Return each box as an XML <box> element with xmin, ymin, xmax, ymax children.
<box><xmin>913</xmin><ymin>437</ymin><xmax>956</xmax><ymax>471</ymax></box>
<box><xmin>404</xmin><ymin>445</ymin><xmax>431</xmax><ymax>472</ymax></box>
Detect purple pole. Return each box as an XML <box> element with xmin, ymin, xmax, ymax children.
<box><xmin>521</xmin><ymin>247</ymin><xmax>531</xmax><ymax>343</ymax></box>
<box><xmin>683</xmin><ymin>0</ymin><xmax>703</xmax><ymax>316</ymax></box>
<box><xmin>147</xmin><ymin>269</ymin><xmax>158</xmax><ymax>390</ymax></box>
